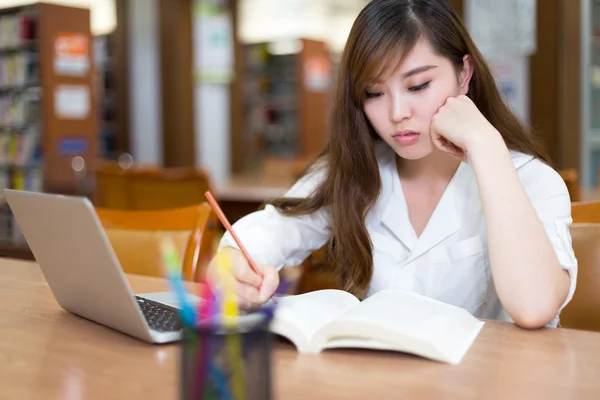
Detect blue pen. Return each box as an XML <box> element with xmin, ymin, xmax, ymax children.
<box><xmin>270</xmin><ymin>278</ymin><xmax>293</xmax><ymax>304</ymax></box>
<box><xmin>209</xmin><ymin>364</ymin><xmax>232</xmax><ymax>400</ymax></box>
<box><xmin>160</xmin><ymin>238</ymin><xmax>196</xmax><ymax>326</ymax></box>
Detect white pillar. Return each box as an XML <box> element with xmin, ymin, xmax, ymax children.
<box><xmin>192</xmin><ymin>0</ymin><xmax>232</xmax><ymax>185</ymax></box>
<box><xmin>195</xmin><ymin>84</ymin><xmax>231</xmax><ymax>185</ymax></box>
<box><xmin>127</xmin><ymin>0</ymin><xmax>162</xmax><ymax>165</ymax></box>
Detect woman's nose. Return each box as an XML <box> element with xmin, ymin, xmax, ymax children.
<box><xmin>389</xmin><ymin>92</ymin><xmax>410</xmax><ymax>122</ymax></box>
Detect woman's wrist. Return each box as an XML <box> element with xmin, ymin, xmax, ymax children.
<box><xmin>464</xmin><ymin>127</ymin><xmax>507</xmax><ymax>165</ymax></box>
<box><xmin>465</xmin><ymin>127</ymin><xmax>521</xmax><ymax>196</ymax></box>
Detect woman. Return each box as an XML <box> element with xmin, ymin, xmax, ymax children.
<box><xmin>209</xmin><ymin>0</ymin><xmax>577</xmax><ymax>329</ymax></box>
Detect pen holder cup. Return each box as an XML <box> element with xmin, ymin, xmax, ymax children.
<box><xmin>180</xmin><ymin>309</ymin><xmax>274</xmax><ymax>400</ymax></box>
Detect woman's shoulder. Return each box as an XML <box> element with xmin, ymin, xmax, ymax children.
<box><xmin>509</xmin><ymin>150</ymin><xmax>557</xmax><ymax>176</ymax></box>
<box><xmin>509</xmin><ymin>150</ymin><xmax>568</xmax><ymax>195</ymax></box>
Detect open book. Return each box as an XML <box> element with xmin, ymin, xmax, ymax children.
<box><xmin>270</xmin><ymin>289</ymin><xmax>485</xmax><ymax>364</ymax></box>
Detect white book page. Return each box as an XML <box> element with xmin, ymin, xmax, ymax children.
<box><xmin>270</xmin><ymin>289</ymin><xmax>360</xmax><ymax>352</ymax></box>
<box><xmin>323</xmin><ymin>290</ymin><xmax>484</xmax><ymax>363</ymax></box>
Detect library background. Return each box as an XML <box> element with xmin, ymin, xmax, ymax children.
<box><xmin>0</xmin><ymin>0</ymin><xmax>597</xmax><ymax>274</ymax></box>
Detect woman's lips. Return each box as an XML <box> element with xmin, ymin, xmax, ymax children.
<box><xmin>392</xmin><ymin>131</ymin><xmax>420</xmax><ymax>145</ymax></box>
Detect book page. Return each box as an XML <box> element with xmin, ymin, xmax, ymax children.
<box><xmin>320</xmin><ymin>290</ymin><xmax>484</xmax><ymax>363</ymax></box>
<box><xmin>270</xmin><ymin>289</ymin><xmax>359</xmax><ymax>352</ymax></box>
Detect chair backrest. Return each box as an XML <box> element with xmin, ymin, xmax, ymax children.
<box><xmin>296</xmin><ymin>245</ymin><xmax>340</xmax><ymax>294</ymax></box>
<box><xmin>66</xmin><ymin>154</ymin><xmax>145</xmax><ymax>201</ymax></box>
<box><xmin>94</xmin><ymin>164</ymin><xmax>211</xmax><ymax>211</ymax></box>
<box><xmin>571</xmin><ymin>201</ymin><xmax>600</xmax><ymax>223</ymax></box>
<box><xmin>559</xmin><ymin>168</ymin><xmax>581</xmax><ymax>202</ymax></box>
<box><xmin>560</xmin><ymin>201</ymin><xmax>600</xmax><ymax>331</ymax></box>
<box><xmin>94</xmin><ymin>161</ymin><xmax>131</xmax><ymax>209</ymax></box>
<box><xmin>127</xmin><ymin>168</ymin><xmax>211</xmax><ymax>210</ymax></box>
<box><xmin>95</xmin><ymin>204</ymin><xmax>218</xmax><ymax>281</ymax></box>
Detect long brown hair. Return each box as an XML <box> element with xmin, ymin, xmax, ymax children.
<box><xmin>270</xmin><ymin>0</ymin><xmax>549</xmax><ymax>299</ymax></box>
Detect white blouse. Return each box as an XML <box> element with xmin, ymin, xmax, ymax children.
<box><xmin>219</xmin><ymin>143</ymin><xmax>578</xmax><ymax>328</ymax></box>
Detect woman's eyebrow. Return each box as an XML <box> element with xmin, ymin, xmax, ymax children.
<box><xmin>401</xmin><ymin>65</ymin><xmax>437</xmax><ymax>79</ymax></box>
<box><xmin>365</xmin><ymin>65</ymin><xmax>437</xmax><ymax>86</ymax></box>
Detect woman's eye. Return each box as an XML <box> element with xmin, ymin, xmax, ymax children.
<box><xmin>408</xmin><ymin>81</ymin><xmax>431</xmax><ymax>92</ymax></box>
<box><xmin>365</xmin><ymin>92</ymin><xmax>383</xmax><ymax>99</ymax></box>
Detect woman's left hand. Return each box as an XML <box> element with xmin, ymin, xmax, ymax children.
<box><xmin>430</xmin><ymin>95</ymin><xmax>500</xmax><ymax>162</ymax></box>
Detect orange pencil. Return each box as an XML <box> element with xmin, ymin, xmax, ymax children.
<box><xmin>204</xmin><ymin>191</ymin><xmax>262</xmax><ymax>278</ymax></box>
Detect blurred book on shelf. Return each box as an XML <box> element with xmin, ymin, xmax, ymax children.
<box><xmin>238</xmin><ymin>39</ymin><xmax>332</xmax><ymax>177</ymax></box>
<box><xmin>0</xmin><ymin>3</ymin><xmax>97</xmax><ymax>256</ymax></box>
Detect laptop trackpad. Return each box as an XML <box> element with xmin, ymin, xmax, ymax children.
<box><xmin>136</xmin><ymin>292</ymin><xmax>202</xmax><ymax>309</ymax></box>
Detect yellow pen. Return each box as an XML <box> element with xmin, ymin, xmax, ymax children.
<box><xmin>217</xmin><ymin>252</ymin><xmax>246</xmax><ymax>400</ymax></box>
<box><xmin>218</xmin><ymin>251</ymin><xmax>239</xmax><ymax>326</ymax></box>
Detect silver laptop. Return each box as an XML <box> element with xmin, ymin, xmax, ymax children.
<box><xmin>4</xmin><ymin>189</ymin><xmax>201</xmax><ymax>344</ymax></box>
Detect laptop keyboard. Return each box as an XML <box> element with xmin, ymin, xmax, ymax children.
<box><xmin>135</xmin><ymin>296</ymin><xmax>182</xmax><ymax>332</ymax></box>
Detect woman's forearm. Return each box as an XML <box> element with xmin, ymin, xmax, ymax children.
<box><xmin>467</xmin><ymin>131</ymin><xmax>570</xmax><ymax>329</ymax></box>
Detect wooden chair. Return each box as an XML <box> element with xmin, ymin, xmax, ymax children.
<box><xmin>559</xmin><ymin>201</ymin><xmax>600</xmax><ymax>331</ymax></box>
<box><xmin>93</xmin><ymin>161</ymin><xmax>132</xmax><ymax>208</ymax></box>
<box><xmin>127</xmin><ymin>168</ymin><xmax>211</xmax><ymax>210</ymax></box>
<box><xmin>571</xmin><ymin>201</ymin><xmax>600</xmax><ymax>223</ymax></box>
<box><xmin>94</xmin><ymin>164</ymin><xmax>211</xmax><ymax>211</ymax></box>
<box><xmin>295</xmin><ymin>244</ymin><xmax>340</xmax><ymax>294</ymax></box>
<box><xmin>95</xmin><ymin>204</ymin><xmax>218</xmax><ymax>282</ymax></box>
<box><xmin>559</xmin><ymin>168</ymin><xmax>581</xmax><ymax>202</ymax></box>
<box><xmin>66</xmin><ymin>154</ymin><xmax>146</xmax><ymax>201</ymax></box>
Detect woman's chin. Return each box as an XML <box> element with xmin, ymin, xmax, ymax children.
<box><xmin>393</xmin><ymin>144</ymin><xmax>433</xmax><ymax>161</ymax></box>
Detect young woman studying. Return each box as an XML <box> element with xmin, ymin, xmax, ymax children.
<box><xmin>208</xmin><ymin>0</ymin><xmax>577</xmax><ymax>329</ymax></box>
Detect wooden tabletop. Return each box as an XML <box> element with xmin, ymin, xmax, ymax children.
<box><xmin>2</xmin><ymin>260</ymin><xmax>600</xmax><ymax>399</ymax></box>
<box><xmin>214</xmin><ymin>174</ymin><xmax>293</xmax><ymax>203</ymax></box>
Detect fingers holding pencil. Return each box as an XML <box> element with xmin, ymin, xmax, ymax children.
<box><xmin>205</xmin><ymin>247</ymin><xmax>279</xmax><ymax>306</ymax></box>
<box><xmin>203</xmin><ymin>190</ymin><xmax>279</xmax><ymax>305</ymax></box>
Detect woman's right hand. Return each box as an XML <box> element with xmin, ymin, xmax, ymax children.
<box><xmin>205</xmin><ymin>247</ymin><xmax>280</xmax><ymax>307</ymax></box>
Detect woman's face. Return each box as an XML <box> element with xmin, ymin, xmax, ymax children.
<box><xmin>362</xmin><ymin>38</ymin><xmax>472</xmax><ymax>160</ymax></box>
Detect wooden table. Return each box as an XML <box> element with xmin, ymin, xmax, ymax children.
<box><xmin>2</xmin><ymin>260</ymin><xmax>600</xmax><ymax>399</ymax></box>
<box><xmin>215</xmin><ymin>176</ymin><xmax>291</xmax><ymax>203</ymax></box>
<box><xmin>214</xmin><ymin>175</ymin><xmax>291</xmax><ymax>223</ymax></box>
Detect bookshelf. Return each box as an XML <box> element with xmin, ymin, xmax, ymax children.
<box><xmin>0</xmin><ymin>3</ymin><xmax>98</xmax><ymax>257</ymax></box>
<box><xmin>238</xmin><ymin>38</ymin><xmax>332</xmax><ymax>175</ymax></box>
